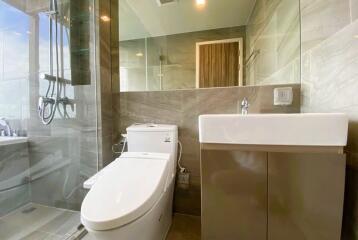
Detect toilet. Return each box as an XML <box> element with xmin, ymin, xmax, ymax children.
<box><xmin>81</xmin><ymin>124</ymin><xmax>178</xmax><ymax>240</ymax></box>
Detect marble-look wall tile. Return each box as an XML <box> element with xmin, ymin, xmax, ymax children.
<box><xmin>352</xmin><ymin>0</ymin><xmax>358</xmax><ymax>22</ymax></box>
<box><xmin>301</xmin><ymin>0</ymin><xmax>351</xmax><ymax>53</ymax></box>
<box><xmin>28</xmin><ymin>133</ymin><xmax>83</xmax><ymax>210</ymax></box>
<box><xmin>301</xmin><ymin>0</ymin><xmax>358</xmax><ymax>238</ymax></box>
<box><xmin>96</xmin><ymin>0</ymin><xmax>119</xmax><ymax>168</ymax></box>
<box><xmin>0</xmin><ymin>143</ymin><xmax>30</xmax><ymax>216</ymax></box>
<box><xmin>26</xmin><ymin>74</ymin><xmax>99</xmax><ymax>209</ymax></box>
<box><xmin>115</xmin><ymin>84</ymin><xmax>300</xmax><ymax>215</ymax></box>
<box><xmin>246</xmin><ymin>0</ymin><xmax>300</xmax><ymax>86</ymax></box>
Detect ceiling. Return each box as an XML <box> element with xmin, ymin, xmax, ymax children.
<box><xmin>119</xmin><ymin>0</ymin><xmax>256</xmax><ymax>41</ymax></box>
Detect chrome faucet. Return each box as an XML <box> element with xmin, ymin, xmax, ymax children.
<box><xmin>240</xmin><ymin>97</ymin><xmax>249</xmax><ymax>115</ymax></box>
<box><xmin>0</xmin><ymin>118</ymin><xmax>12</xmax><ymax>136</ymax></box>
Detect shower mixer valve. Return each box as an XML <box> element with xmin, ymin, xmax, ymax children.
<box><xmin>58</xmin><ymin>97</ymin><xmax>75</xmax><ymax>111</ymax></box>
<box><xmin>38</xmin><ymin>96</ymin><xmax>75</xmax><ymax>122</ymax></box>
<box><xmin>38</xmin><ymin>96</ymin><xmax>56</xmax><ymax>122</ymax></box>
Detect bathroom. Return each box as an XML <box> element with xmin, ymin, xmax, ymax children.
<box><xmin>0</xmin><ymin>0</ymin><xmax>356</xmax><ymax>239</ymax></box>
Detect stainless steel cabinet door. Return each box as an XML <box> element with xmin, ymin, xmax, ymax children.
<box><xmin>201</xmin><ymin>150</ymin><xmax>267</xmax><ymax>240</ymax></box>
<box><xmin>268</xmin><ymin>153</ymin><xmax>346</xmax><ymax>240</ymax></box>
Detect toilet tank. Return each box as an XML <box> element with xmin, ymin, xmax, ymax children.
<box><xmin>126</xmin><ymin>124</ymin><xmax>178</xmax><ymax>175</ymax></box>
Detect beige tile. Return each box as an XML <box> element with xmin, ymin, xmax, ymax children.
<box><xmin>166</xmin><ymin>214</ymin><xmax>201</xmax><ymax>240</ymax></box>
<box><xmin>301</xmin><ymin>0</ymin><xmax>351</xmax><ymax>52</ymax></box>
<box><xmin>0</xmin><ymin>204</ymin><xmax>79</xmax><ymax>240</ymax></box>
<box><xmin>246</xmin><ymin>0</ymin><xmax>300</xmax><ymax>86</ymax></box>
<box><xmin>174</xmin><ymin>184</ymin><xmax>201</xmax><ymax>216</ymax></box>
<box><xmin>1</xmin><ymin>204</ymin><xmax>63</xmax><ymax>231</ymax></box>
<box><xmin>37</xmin><ymin>210</ymin><xmax>80</xmax><ymax>237</ymax></box>
<box><xmin>21</xmin><ymin>231</ymin><xmax>63</xmax><ymax>240</ymax></box>
<box><xmin>300</xmin><ymin>1</ymin><xmax>358</xmax><ymax>238</ymax></box>
<box><xmin>0</xmin><ymin>220</ymin><xmax>22</xmax><ymax>240</ymax></box>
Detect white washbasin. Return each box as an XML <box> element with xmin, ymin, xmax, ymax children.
<box><xmin>0</xmin><ymin>137</ymin><xmax>28</xmax><ymax>146</ymax></box>
<box><xmin>199</xmin><ymin>113</ymin><xmax>348</xmax><ymax>146</ymax></box>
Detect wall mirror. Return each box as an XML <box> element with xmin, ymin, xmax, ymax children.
<box><xmin>119</xmin><ymin>0</ymin><xmax>301</xmax><ymax>92</ymax></box>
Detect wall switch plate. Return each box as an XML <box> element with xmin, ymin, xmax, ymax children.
<box><xmin>274</xmin><ymin>87</ymin><xmax>293</xmax><ymax>106</ymax></box>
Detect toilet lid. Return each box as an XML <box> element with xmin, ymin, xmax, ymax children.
<box><xmin>81</xmin><ymin>152</ymin><xmax>170</xmax><ymax>231</ymax></box>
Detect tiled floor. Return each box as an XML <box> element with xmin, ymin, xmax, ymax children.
<box><xmin>0</xmin><ymin>203</ymin><xmax>81</xmax><ymax>240</ymax></box>
<box><xmin>81</xmin><ymin>213</ymin><xmax>201</xmax><ymax>240</ymax></box>
<box><xmin>166</xmin><ymin>214</ymin><xmax>201</xmax><ymax>240</ymax></box>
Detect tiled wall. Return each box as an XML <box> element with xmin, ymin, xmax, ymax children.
<box><xmin>246</xmin><ymin>0</ymin><xmax>300</xmax><ymax>86</ymax></box>
<box><xmin>28</xmin><ymin>87</ymin><xmax>98</xmax><ymax>210</ymax></box>
<box><xmin>115</xmin><ymin>84</ymin><xmax>300</xmax><ymax>215</ymax></box>
<box><xmin>120</xmin><ymin>26</ymin><xmax>246</xmax><ymax>92</ymax></box>
<box><xmin>300</xmin><ymin>0</ymin><xmax>358</xmax><ymax>238</ymax></box>
<box><xmin>96</xmin><ymin>0</ymin><xmax>119</xmax><ymax>168</ymax></box>
<box><xmin>0</xmin><ymin>142</ymin><xmax>30</xmax><ymax>216</ymax></box>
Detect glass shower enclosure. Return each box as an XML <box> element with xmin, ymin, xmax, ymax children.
<box><xmin>0</xmin><ymin>0</ymin><xmax>98</xmax><ymax>239</ymax></box>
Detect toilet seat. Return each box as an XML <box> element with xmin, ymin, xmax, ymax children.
<box><xmin>81</xmin><ymin>152</ymin><xmax>171</xmax><ymax>231</ymax></box>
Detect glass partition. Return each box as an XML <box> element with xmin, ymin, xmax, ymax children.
<box><xmin>0</xmin><ymin>0</ymin><xmax>98</xmax><ymax>238</ymax></box>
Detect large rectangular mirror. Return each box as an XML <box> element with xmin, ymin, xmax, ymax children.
<box><xmin>119</xmin><ymin>0</ymin><xmax>301</xmax><ymax>92</ymax></box>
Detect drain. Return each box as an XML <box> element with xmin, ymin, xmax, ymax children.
<box><xmin>21</xmin><ymin>206</ymin><xmax>36</xmax><ymax>214</ymax></box>
<box><xmin>65</xmin><ymin>224</ymin><xmax>88</xmax><ymax>240</ymax></box>
<box><xmin>77</xmin><ymin>224</ymin><xmax>84</xmax><ymax>231</ymax></box>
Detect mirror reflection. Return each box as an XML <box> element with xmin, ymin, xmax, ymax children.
<box><xmin>119</xmin><ymin>0</ymin><xmax>301</xmax><ymax>92</ymax></box>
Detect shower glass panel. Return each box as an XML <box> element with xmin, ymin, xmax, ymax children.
<box><xmin>0</xmin><ymin>0</ymin><xmax>98</xmax><ymax>239</ymax></box>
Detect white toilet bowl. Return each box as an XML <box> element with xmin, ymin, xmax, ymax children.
<box><xmin>81</xmin><ymin>152</ymin><xmax>174</xmax><ymax>240</ymax></box>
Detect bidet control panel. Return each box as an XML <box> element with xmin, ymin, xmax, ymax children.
<box><xmin>164</xmin><ymin>135</ymin><xmax>172</xmax><ymax>142</ymax></box>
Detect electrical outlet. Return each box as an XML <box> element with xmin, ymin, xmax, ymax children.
<box><xmin>177</xmin><ymin>171</ymin><xmax>190</xmax><ymax>187</ymax></box>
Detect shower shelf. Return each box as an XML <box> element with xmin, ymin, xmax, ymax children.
<box><xmin>70</xmin><ymin>49</ymin><xmax>90</xmax><ymax>56</ymax></box>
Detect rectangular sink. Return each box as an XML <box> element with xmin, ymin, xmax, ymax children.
<box><xmin>0</xmin><ymin>137</ymin><xmax>28</xmax><ymax>146</ymax></box>
<box><xmin>199</xmin><ymin>113</ymin><xmax>348</xmax><ymax>146</ymax></box>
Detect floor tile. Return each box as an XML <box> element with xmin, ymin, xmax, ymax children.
<box><xmin>81</xmin><ymin>214</ymin><xmax>201</xmax><ymax>240</ymax></box>
<box><xmin>37</xmin><ymin>210</ymin><xmax>80</xmax><ymax>236</ymax></box>
<box><xmin>0</xmin><ymin>219</ymin><xmax>22</xmax><ymax>240</ymax></box>
<box><xmin>0</xmin><ymin>203</ymin><xmax>81</xmax><ymax>240</ymax></box>
<box><xmin>166</xmin><ymin>214</ymin><xmax>201</xmax><ymax>240</ymax></box>
<box><xmin>21</xmin><ymin>231</ymin><xmax>63</xmax><ymax>240</ymax></box>
<box><xmin>1</xmin><ymin>203</ymin><xmax>63</xmax><ymax>229</ymax></box>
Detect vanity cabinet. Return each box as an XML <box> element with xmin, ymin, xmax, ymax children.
<box><xmin>268</xmin><ymin>152</ymin><xmax>345</xmax><ymax>240</ymax></box>
<box><xmin>201</xmin><ymin>149</ymin><xmax>267</xmax><ymax>240</ymax></box>
<box><xmin>200</xmin><ymin>145</ymin><xmax>346</xmax><ymax>240</ymax></box>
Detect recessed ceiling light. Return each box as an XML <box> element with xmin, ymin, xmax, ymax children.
<box><xmin>136</xmin><ymin>52</ymin><xmax>144</xmax><ymax>57</ymax></box>
<box><xmin>196</xmin><ymin>0</ymin><xmax>206</xmax><ymax>6</ymax></box>
<box><xmin>100</xmin><ymin>15</ymin><xmax>110</xmax><ymax>22</ymax></box>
